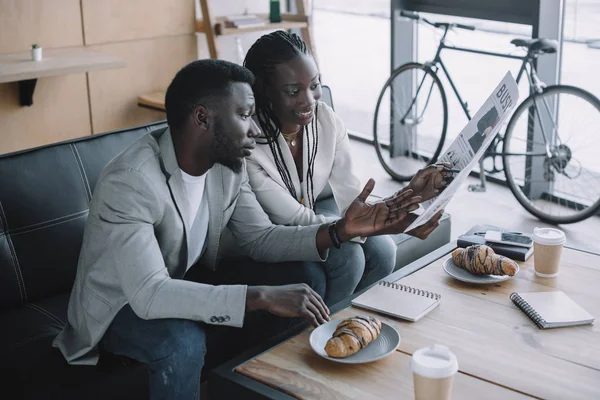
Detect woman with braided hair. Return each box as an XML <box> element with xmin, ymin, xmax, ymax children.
<box><xmin>243</xmin><ymin>31</ymin><xmax>450</xmax><ymax>306</ymax></box>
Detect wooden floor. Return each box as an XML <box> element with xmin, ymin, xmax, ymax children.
<box><xmin>349</xmin><ymin>138</ymin><xmax>600</xmax><ymax>254</ymax></box>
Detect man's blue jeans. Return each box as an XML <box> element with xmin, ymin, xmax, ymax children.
<box><xmin>100</xmin><ymin>259</ymin><xmax>326</xmax><ymax>400</ymax></box>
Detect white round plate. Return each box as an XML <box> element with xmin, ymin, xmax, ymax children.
<box><xmin>309</xmin><ymin>319</ymin><xmax>400</xmax><ymax>364</ymax></box>
<box><xmin>443</xmin><ymin>257</ymin><xmax>519</xmax><ymax>284</ymax></box>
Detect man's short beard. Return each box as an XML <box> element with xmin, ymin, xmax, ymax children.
<box><xmin>219</xmin><ymin>155</ymin><xmax>243</xmax><ymax>174</ymax></box>
<box><xmin>212</xmin><ymin>120</ymin><xmax>243</xmax><ymax>174</ymax></box>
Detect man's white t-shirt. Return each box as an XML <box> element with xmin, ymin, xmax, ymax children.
<box><xmin>180</xmin><ymin>170</ymin><xmax>209</xmax><ymax>271</ymax></box>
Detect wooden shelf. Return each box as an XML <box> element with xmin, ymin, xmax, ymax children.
<box><xmin>198</xmin><ymin>14</ymin><xmax>308</xmax><ymax>36</ymax></box>
<box><xmin>0</xmin><ymin>47</ymin><xmax>125</xmax><ymax>84</ymax></box>
<box><xmin>0</xmin><ymin>47</ymin><xmax>125</xmax><ymax>106</ymax></box>
<box><xmin>194</xmin><ymin>0</ymin><xmax>316</xmax><ymax>60</ymax></box>
<box><xmin>138</xmin><ymin>91</ymin><xmax>166</xmax><ymax>112</ymax></box>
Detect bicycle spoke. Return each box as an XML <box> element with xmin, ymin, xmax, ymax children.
<box><xmin>374</xmin><ymin>63</ymin><xmax>447</xmax><ymax>181</ymax></box>
<box><xmin>503</xmin><ymin>85</ymin><xmax>600</xmax><ymax>223</ymax></box>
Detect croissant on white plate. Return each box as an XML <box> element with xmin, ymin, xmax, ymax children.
<box><xmin>452</xmin><ymin>244</ymin><xmax>518</xmax><ymax>276</ymax></box>
<box><xmin>324</xmin><ymin>316</ymin><xmax>382</xmax><ymax>358</ymax></box>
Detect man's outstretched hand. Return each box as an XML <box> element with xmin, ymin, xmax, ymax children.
<box><xmin>337</xmin><ymin>179</ymin><xmax>422</xmax><ymax>240</ymax></box>
<box><xmin>246</xmin><ymin>284</ymin><xmax>330</xmax><ymax>328</ymax></box>
<box><xmin>314</xmin><ymin>179</ymin><xmax>444</xmax><ymax>253</ymax></box>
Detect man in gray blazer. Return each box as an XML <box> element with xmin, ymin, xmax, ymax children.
<box><xmin>53</xmin><ymin>60</ymin><xmax>444</xmax><ymax>399</ymax></box>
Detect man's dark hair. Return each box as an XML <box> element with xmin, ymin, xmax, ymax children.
<box><xmin>244</xmin><ymin>31</ymin><xmax>320</xmax><ymax>208</ymax></box>
<box><xmin>165</xmin><ymin>59</ymin><xmax>255</xmax><ymax>131</ymax></box>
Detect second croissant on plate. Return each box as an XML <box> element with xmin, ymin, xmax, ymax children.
<box><xmin>452</xmin><ymin>244</ymin><xmax>518</xmax><ymax>276</ymax></box>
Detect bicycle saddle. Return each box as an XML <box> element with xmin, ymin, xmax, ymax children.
<box><xmin>511</xmin><ymin>38</ymin><xmax>558</xmax><ymax>54</ymax></box>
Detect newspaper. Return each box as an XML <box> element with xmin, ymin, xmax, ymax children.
<box><xmin>404</xmin><ymin>71</ymin><xmax>519</xmax><ymax>232</ymax></box>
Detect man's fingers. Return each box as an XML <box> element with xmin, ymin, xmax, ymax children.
<box><xmin>305</xmin><ymin>303</ymin><xmax>327</xmax><ymax>326</ymax></box>
<box><xmin>357</xmin><ymin>179</ymin><xmax>376</xmax><ymax>202</ymax></box>
<box><xmin>302</xmin><ymin>307</ymin><xmax>320</xmax><ymax>328</ymax></box>
<box><xmin>387</xmin><ymin>196</ymin><xmax>422</xmax><ymax>213</ymax></box>
<box><xmin>386</xmin><ymin>195</ymin><xmax>421</xmax><ymax>210</ymax></box>
<box><xmin>388</xmin><ymin>188</ymin><xmax>414</xmax><ymax>200</ymax></box>
<box><xmin>384</xmin><ymin>188</ymin><xmax>415</xmax><ymax>206</ymax></box>
<box><xmin>306</xmin><ymin>285</ymin><xmax>330</xmax><ymax>315</ymax></box>
<box><xmin>309</xmin><ymin>291</ymin><xmax>330</xmax><ymax>322</ymax></box>
<box><xmin>389</xmin><ymin>200</ymin><xmax>420</xmax><ymax>214</ymax></box>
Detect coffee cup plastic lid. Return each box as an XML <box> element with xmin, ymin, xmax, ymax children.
<box><xmin>411</xmin><ymin>344</ymin><xmax>458</xmax><ymax>379</ymax></box>
<box><xmin>533</xmin><ymin>227</ymin><xmax>566</xmax><ymax>246</ymax></box>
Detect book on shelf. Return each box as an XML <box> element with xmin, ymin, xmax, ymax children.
<box><xmin>351</xmin><ymin>281</ymin><xmax>441</xmax><ymax>322</ymax></box>
<box><xmin>510</xmin><ymin>291</ymin><xmax>595</xmax><ymax>329</ymax></box>
<box><xmin>223</xmin><ymin>14</ymin><xmax>266</xmax><ymax>28</ymax></box>
<box><xmin>457</xmin><ymin>224</ymin><xmax>533</xmax><ymax>261</ymax></box>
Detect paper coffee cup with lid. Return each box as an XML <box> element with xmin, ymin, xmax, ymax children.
<box><xmin>411</xmin><ymin>344</ymin><xmax>458</xmax><ymax>400</ymax></box>
<box><xmin>532</xmin><ymin>227</ymin><xmax>566</xmax><ymax>278</ymax></box>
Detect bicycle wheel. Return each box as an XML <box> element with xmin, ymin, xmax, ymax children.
<box><xmin>503</xmin><ymin>85</ymin><xmax>600</xmax><ymax>224</ymax></box>
<box><xmin>373</xmin><ymin>62</ymin><xmax>448</xmax><ymax>181</ymax></box>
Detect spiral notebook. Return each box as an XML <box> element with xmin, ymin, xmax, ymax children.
<box><xmin>510</xmin><ymin>291</ymin><xmax>594</xmax><ymax>329</ymax></box>
<box><xmin>351</xmin><ymin>281</ymin><xmax>441</xmax><ymax>322</ymax></box>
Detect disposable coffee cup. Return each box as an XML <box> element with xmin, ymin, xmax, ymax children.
<box><xmin>411</xmin><ymin>344</ymin><xmax>458</xmax><ymax>400</ymax></box>
<box><xmin>532</xmin><ymin>227</ymin><xmax>566</xmax><ymax>278</ymax></box>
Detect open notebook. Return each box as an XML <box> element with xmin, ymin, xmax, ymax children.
<box><xmin>351</xmin><ymin>281</ymin><xmax>441</xmax><ymax>322</ymax></box>
<box><xmin>510</xmin><ymin>291</ymin><xmax>595</xmax><ymax>329</ymax></box>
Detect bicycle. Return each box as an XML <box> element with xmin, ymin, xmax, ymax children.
<box><xmin>373</xmin><ymin>10</ymin><xmax>600</xmax><ymax>224</ymax></box>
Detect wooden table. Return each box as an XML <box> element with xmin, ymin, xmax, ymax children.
<box><xmin>0</xmin><ymin>47</ymin><xmax>125</xmax><ymax>106</ymax></box>
<box><xmin>209</xmin><ymin>243</ymin><xmax>600</xmax><ymax>399</ymax></box>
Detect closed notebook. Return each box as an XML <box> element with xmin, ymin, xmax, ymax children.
<box><xmin>351</xmin><ymin>281</ymin><xmax>441</xmax><ymax>322</ymax></box>
<box><xmin>510</xmin><ymin>291</ymin><xmax>595</xmax><ymax>329</ymax></box>
<box><xmin>457</xmin><ymin>224</ymin><xmax>533</xmax><ymax>261</ymax></box>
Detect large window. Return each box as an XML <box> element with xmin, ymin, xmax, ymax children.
<box><xmin>561</xmin><ymin>0</ymin><xmax>600</xmax><ymax>98</ymax></box>
<box><xmin>312</xmin><ymin>0</ymin><xmax>600</xmax><ymax>140</ymax></box>
<box><xmin>313</xmin><ymin>0</ymin><xmax>390</xmax><ymax>138</ymax></box>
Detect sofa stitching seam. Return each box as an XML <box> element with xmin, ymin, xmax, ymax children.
<box><xmin>8</xmin><ymin>333</ymin><xmax>56</xmax><ymax>349</ymax></box>
<box><xmin>6</xmin><ymin>210</ymin><xmax>88</xmax><ymax>235</ymax></box>
<box><xmin>26</xmin><ymin>303</ymin><xmax>66</xmax><ymax>326</ymax></box>
<box><xmin>70</xmin><ymin>144</ymin><xmax>92</xmax><ymax>201</ymax></box>
<box><xmin>9</xmin><ymin>212</ymin><xmax>88</xmax><ymax>236</ymax></box>
<box><xmin>0</xmin><ymin>200</ymin><xmax>26</xmax><ymax>304</ymax></box>
<box><xmin>72</xmin><ymin>144</ymin><xmax>92</xmax><ymax>200</ymax></box>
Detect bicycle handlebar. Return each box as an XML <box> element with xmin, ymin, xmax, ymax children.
<box><xmin>400</xmin><ymin>10</ymin><xmax>475</xmax><ymax>31</ymax></box>
<box><xmin>455</xmin><ymin>23</ymin><xmax>475</xmax><ymax>31</ymax></box>
<box><xmin>399</xmin><ymin>10</ymin><xmax>419</xmax><ymax>20</ymax></box>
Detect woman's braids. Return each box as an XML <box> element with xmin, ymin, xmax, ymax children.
<box><xmin>244</xmin><ymin>31</ymin><xmax>319</xmax><ymax>209</ymax></box>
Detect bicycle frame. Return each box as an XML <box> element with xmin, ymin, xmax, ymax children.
<box><xmin>415</xmin><ymin>25</ymin><xmax>554</xmax><ymax>162</ymax></box>
<box><xmin>426</xmin><ymin>26</ymin><xmax>527</xmax><ymax>121</ymax></box>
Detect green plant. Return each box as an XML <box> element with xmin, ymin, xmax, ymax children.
<box><xmin>31</xmin><ymin>43</ymin><xmax>40</xmax><ymax>49</ymax></box>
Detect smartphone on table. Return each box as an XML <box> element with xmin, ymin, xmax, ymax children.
<box><xmin>484</xmin><ymin>230</ymin><xmax>533</xmax><ymax>248</ymax></box>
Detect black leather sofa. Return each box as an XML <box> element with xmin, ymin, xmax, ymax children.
<box><xmin>0</xmin><ymin>122</ymin><xmax>166</xmax><ymax>399</ymax></box>
<box><xmin>0</xmin><ymin>120</ymin><xmax>328</xmax><ymax>399</ymax></box>
<box><xmin>1</xmin><ymin>115</ymin><xmax>450</xmax><ymax>399</ymax></box>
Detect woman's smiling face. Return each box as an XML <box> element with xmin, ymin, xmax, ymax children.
<box><xmin>266</xmin><ymin>54</ymin><xmax>322</xmax><ymax>130</ymax></box>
